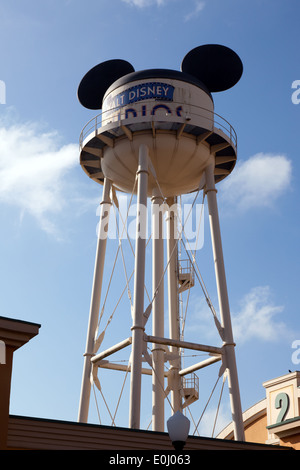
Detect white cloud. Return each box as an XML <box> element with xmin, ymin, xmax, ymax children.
<box><xmin>122</xmin><ymin>0</ymin><xmax>165</xmax><ymax>7</ymax></box>
<box><xmin>184</xmin><ymin>1</ymin><xmax>205</xmax><ymax>22</ymax></box>
<box><xmin>0</xmin><ymin>120</ymin><xmax>78</xmax><ymax>236</ymax></box>
<box><xmin>183</xmin><ymin>285</ymin><xmax>290</xmax><ymax>345</ymax></box>
<box><xmin>122</xmin><ymin>0</ymin><xmax>206</xmax><ymax>17</ymax></box>
<box><xmin>232</xmin><ymin>286</ymin><xmax>287</xmax><ymax>344</ymax></box>
<box><xmin>220</xmin><ymin>153</ymin><xmax>292</xmax><ymax>211</ymax></box>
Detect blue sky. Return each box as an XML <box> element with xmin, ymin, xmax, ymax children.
<box><xmin>0</xmin><ymin>0</ymin><xmax>299</xmax><ymax>437</ymax></box>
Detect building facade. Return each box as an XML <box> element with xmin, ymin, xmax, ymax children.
<box><xmin>217</xmin><ymin>371</ymin><xmax>300</xmax><ymax>450</ymax></box>
<box><xmin>0</xmin><ymin>315</ymin><xmax>295</xmax><ymax>451</ymax></box>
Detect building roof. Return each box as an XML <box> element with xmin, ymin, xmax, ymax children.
<box><xmin>7</xmin><ymin>414</ymin><xmax>290</xmax><ymax>451</ymax></box>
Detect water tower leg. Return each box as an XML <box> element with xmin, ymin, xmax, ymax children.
<box><xmin>78</xmin><ymin>177</ymin><xmax>112</xmax><ymax>423</ymax></box>
<box><xmin>129</xmin><ymin>144</ymin><xmax>149</xmax><ymax>429</ymax></box>
<box><xmin>166</xmin><ymin>197</ymin><xmax>182</xmax><ymax>413</ymax></box>
<box><xmin>151</xmin><ymin>188</ymin><xmax>165</xmax><ymax>432</ymax></box>
<box><xmin>205</xmin><ymin>162</ymin><xmax>245</xmax><ymax>441</ymax></box>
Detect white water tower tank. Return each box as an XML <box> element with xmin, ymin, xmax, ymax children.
<box><xmin>78</xmin><ymin>44</ymin><xmax>243</xmax><ymax>197</ymax></box>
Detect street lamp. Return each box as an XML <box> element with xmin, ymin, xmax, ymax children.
<box><xmin>167</xmin><ymin>411</ymin><xmax>190</xmax><ymax>451</ymax></box>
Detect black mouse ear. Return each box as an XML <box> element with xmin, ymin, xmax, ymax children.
<box><xmin>77</xmin><ymin>59</ymin><xmax>135</xmax><ymax>109</ymax></box>
<box><xmin>181</xmin><ymin>44</ymin><xmax>243</xmax><ymax>93</ymax></box>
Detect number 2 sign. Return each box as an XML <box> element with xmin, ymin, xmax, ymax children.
<box><xmin>275</xmin><ymin>392</ymin><xmax>290</xmax><ymax>423</ymax></box>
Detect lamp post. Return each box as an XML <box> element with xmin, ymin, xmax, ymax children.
<box><xmin>167</xmin><ymin>411</ymin><xmax>190</xmax><ymax>451</ymax></box>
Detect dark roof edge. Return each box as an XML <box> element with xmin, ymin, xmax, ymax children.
<box><xmin>9</xmin><ymin>415</ymin><xmax>292</xmax><ymax>449</ymax></box>
<box><xmin>0</xmin><ymin>316</ymin><xmax>41</xmax><ymax>328</ymax></box>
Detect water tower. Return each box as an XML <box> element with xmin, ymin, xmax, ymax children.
<box><xmin>77</xmin><ymin>44</ymin><xmax>245</xmax><ymax>441</ymax></box>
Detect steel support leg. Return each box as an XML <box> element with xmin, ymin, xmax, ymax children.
<box><xmin>205</xmin><ymin>162</ymin><xmax>245</xmax><ymax>441</ymax></box>
<box><xmin>151</xmin><ymin>188</ymin><xmax>165</xmax><ymax>432</ymax></box>
<box><xmin>129</xmin><ymin>144</ymin><xmax>149</xmax><ymax>429</ymax></box>
<box><xmin>166</xmin><ymin>197</ymin><xmax>182</xmax><ymax>413</ymax></box>
<box><xmin>78</xmin><ymin>177</ymin><xmax>112</xmax><ymax>423</ymax></box>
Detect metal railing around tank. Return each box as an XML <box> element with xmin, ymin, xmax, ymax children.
<box><xmin>79</xmin><ymin>101</ymin><xmax>237</xmax><ymax>151</ymax></box>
